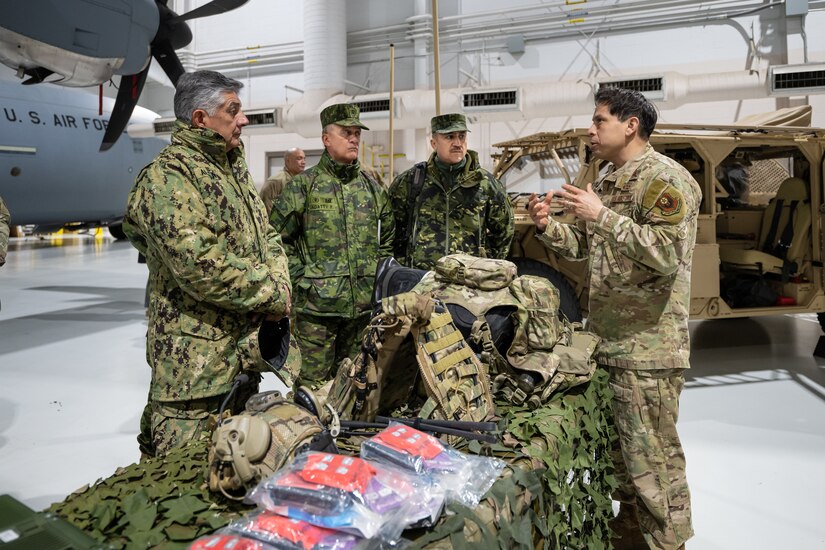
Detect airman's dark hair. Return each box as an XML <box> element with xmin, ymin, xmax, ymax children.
<box><xmin>174</xmin><ymin>70</ymin><xmax>243</xmax><ymax>124</ymax></box>
<box><xmin>594</xmin><ymin>87</ymin><xmax>658</xmax><ymax>139</ymax></box>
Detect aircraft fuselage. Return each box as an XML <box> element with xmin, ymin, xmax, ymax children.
<box><xmin>0</xmin><ymin>79</ymin><xmax>165</xmax><ymax>227</ymax></box>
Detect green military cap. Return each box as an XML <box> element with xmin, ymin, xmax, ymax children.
<box><xmin>320</xmin><ymin>103</ymin><xmax>369</xmax><ymax>130</ymax></box>
<box><xmin>431</xmin><ymin>113</ymin><xmax>470</xmax><ymax>134</ymax></box>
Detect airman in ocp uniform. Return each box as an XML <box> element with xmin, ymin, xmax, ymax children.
<box><xmin>123</xmin><ymin>70</ymin><xmax>292</xmax><ymax>458</ymax></box>
<box><xmin>529</xmin><ymin>87</ymin><xmax>700</xmax><ymax>550</ymax></box>
<box><xmin>260</xmin><ymin>147</ymin><xmax>306</xmax><ymax>215</ymax></box>
<box><xmin>270</xmin><ymin>103</ymin><xmax>395</xmax><ymax>388</ymax></box>
<box><xmin>388</xmin><ymin>113</ymin><xmax>514</xmax><ymax>270</ymax></box>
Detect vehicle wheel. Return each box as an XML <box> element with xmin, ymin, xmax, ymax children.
<box><xmin>817</xmin><ymin>312</ymin><xmax>825</xmax><ymax>333</ymax></box>
<box><xmin>511</xmin><ymin>257</ymin><xmax>583</xmax><ymax>322</ymax></box>
<box><xmin>108</xmin><ymin>223</ymin><xmax>127</xmax><ymax>240</ymax></box>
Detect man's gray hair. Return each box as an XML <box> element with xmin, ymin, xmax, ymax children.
<box><xmin>174</xmin><ymin>70</ymin><xmax>243</xmax><ymax>124</ymax></box>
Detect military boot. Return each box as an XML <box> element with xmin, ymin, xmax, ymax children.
<box><xmin>609</xmin><ymin>504</ymin><xmax>648</xmax><ymax>550</ymax></box>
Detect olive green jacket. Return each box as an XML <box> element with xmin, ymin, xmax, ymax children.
<box><xmin>270</xmin><ymin>151</ymin><xmax>395</xmax><ymax>318</ymax></box>
<box><xmin>124</xmin><ymin>121</ymin><xmax>291</xmax><ymax>401</ymax></box>
<box><xmin>388</xmin><ymin>150</ymin><xmax>514</xmax><ymax>270</ymax></box>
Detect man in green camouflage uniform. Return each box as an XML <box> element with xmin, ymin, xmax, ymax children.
<box><xmin>270</xmin><ymin>104</ymin><xmax>395</xmax><ymax>387</ymax></box>
<box><xmin>0</xmin><ymin>194</ymin><xmax>9</xmax><ymax>267</ymax></box>
<box><xmin>388</xmin><ymin>113</ymin><xmax>514</xmax><ymax>270</ymax></box>
<box><xmin>123</xmin><ymin>71</ymin><xmax>292</xmax><ymax>458</ymax></box>
<box><xmin>529</xmin><ymin>87</ymin><xmax>699</xmax><ymax>550</ymax></box>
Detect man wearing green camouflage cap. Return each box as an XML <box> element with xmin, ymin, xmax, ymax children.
<box><xmin>270</xmin><ymin>103</ymin><xmax>395</xmax><ymax>387</ymax></box>
<box><xmin>388</xmin><ymin>113</ymin><xmax>514</xmax><ymax>270</ymax></box>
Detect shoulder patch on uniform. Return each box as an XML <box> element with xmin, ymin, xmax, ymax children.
<box><xmin>642</xmin><ymin>178</ymin><xmax>686</xmax><ymax>224</ymax></box>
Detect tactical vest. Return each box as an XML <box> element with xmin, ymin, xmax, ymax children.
<box><xmin>327</xmin><ymin>254</ymin><xmax>600</xmax><ymax>426</ymax></box>
<box><xmin>416</xmin><ymin>255</ymin><xmax>600</xmax><ymax>409</ymax></box>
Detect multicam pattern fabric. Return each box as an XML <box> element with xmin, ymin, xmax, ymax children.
<box><xmin>608</xmin><ymin>367</ymin><xmax>693</xmax><ymax>549</ymax></box>
<box><xmin>0</xmin><ymin>194</ymin><xmax>9</xmax><ymax>266</ymax></box>
<box><xmin>270</xmin><ymin>151</ymin><xmax>395</xmax><ymax>382</ymax></box>
<box><xmin>124</xmin><ymin>121</ymin><xmax>292</xmax><ymax>403</ymax></box>
<box><xmin>389</xmin><ymin>150</ymin><xmax>514</xmax><ymax>270</ymax></box>
<box><xmin>536</xmin><ymin>144</ymin><xmax>702</xmax><ymax>370</ymax></box>
<box><xmin>536</xmin><ymin>143</ymin><xmax>698</xmax><ymax>547</ymax></box>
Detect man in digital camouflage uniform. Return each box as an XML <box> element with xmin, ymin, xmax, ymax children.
<box><xmin>270</xmin><ymin>104</ymin><xmax>395</xmax><ymax>387</ymax></box>
<box><xmin>259</xmin><ymin>147</ymin><xmax>306</xmax><ymax>215</ymax></box>
<box><xmin>388</xmin><ymin>113</ymin><xmax>514</xmax><ymax>270</ymax></box>
<box><xmin>529</xmin><ymin>87</ymin><xmax>698</xmax><ymax>550</ymax></box>
<box><xmin>123</xmin><ymin>70</ymin><xmax>292</xmax><ymax>458</ymax></box>
<box><xmin>0</xmin><ymin>194</ymin><xmax>9</xmax><ymax>267</ymax></box>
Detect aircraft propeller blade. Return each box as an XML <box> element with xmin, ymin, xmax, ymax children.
<box><xmin>100</xmin><ymin>67</ymin><xmax>149</xmax><ymax>152</ymax></box>
<box><xmin>99</xmin><ymin>0</ymin><xmax>248</xmax><ymax>151</ymax></box>
<box><xmin>152</xmin><ymin>41</ymin><xmax>185</xmax><ymax>86</ymax></box>
<box><xmin>174</xmin><ymin>0</ymin><xmax>250</xmax><ymax>22</ymax></box>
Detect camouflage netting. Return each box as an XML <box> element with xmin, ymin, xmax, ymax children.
<box><xmin>49</xmin><ymin>369</ymin><xmax>616</xmax><ymax>549</ymax></box>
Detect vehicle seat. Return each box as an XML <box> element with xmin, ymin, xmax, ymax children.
<box><xmin>718</xmin><ymin>176</ymin><xmax>811</xmax><ymax>279</ymax></box>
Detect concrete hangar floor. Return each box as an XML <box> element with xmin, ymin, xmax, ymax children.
<box><xmin>0</xmin><ymin>234</ymin><xmax>823</xmax><ymax>549</ymax></box>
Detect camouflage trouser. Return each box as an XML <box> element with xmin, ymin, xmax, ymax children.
<box><xmin>293</xmin><ymin>311</ymin><xmax>370</xmax><ymax>388</ymax></box>
<box><xmin>137</xmin><ymin>375</ymin><xmax>260</xmax><ymax>458</ymax></box>
<box><xmin>607</xmin><ymin>366</ymin><xmax>693</xmax><ymax>549</ymax></box>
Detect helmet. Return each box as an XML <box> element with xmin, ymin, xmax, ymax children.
<box><xmin>208</xmin><ymin>391</ymin><xmax>331</xmax><ymax>499</ymax></box>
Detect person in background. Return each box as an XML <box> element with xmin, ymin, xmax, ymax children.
<box><xmin>388</xmin><ymin>113</ymin><xmax>513</xmax><ymax>270</ymax></box>
<box><xmin>528</xmin><ymin>87</ymin><xmax>699</xmax><ymax>550</ymax></box>
<box><xmin>260</xmin><ymin>147</ymin><xmax>306</xmax><ymax>214</ymax></box>
<box><xmin>0</xmin><ymin>194</ymin><xmax>9</xmax><ymax>267</ymax></box>
<box><xmin>270</xmin><ymin>103</ymin><xmax>395</xmax><ymax>387</ymax></box>
<box><xmin>123</xmin><ymin>70</ymin><xmax>292</xmax><ymax>458</ymax></box>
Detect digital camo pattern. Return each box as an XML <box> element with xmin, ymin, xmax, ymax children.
<box><xmin>270</xmin><ymin>151</ymin><xmax>395</xmax><ymax>383</ymax></box>
<box><xmin>608</xmin><ymin>367</ymin><xmax>693</xmax><ymax>549</ymax></box>
<box><xmin>537</xmin><ymin>144</ymin><xmax>702</xmax><ymax>370</ymax></box>
<box><xmin>319</xmin><ymin>102</ymin><xmax>369</xmax><ymax>129</ymax></box>
<box><xmin>149</xmin><ymin>379</ymin><xmax>260</xmax><ymax>458</ymax></box>
<box><xmin>431</xmin><ymin>113</ymin><xmax>469</xmax><ymax>134</ymax></box>
<box><xmin>0</xmin><ymin>194</ymin><xmax>9</xmax><ymax>266</ymax></box>
<box><xmin>389</xmin><ymin>150</ymin><xmax>514</xmax><ymax>270</ymax></box>
<box><xmin>293</xmin><ymin>311</ymin><xmax>371</xmax><ymax>387</ymax></box>
<box><xmin>123</xmin><ymin>121</ymin><xmax>291</xmax><ymax>403</ymax></box>
<box><xmin>259</xmin><ymin>168</ymin><xmax>294</xmax><ymax>214</ymax></box>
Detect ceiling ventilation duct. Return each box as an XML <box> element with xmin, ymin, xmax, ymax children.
<box><xmin>463</xmin><ymin>89</ymin><xmax>519</xmax><ymax>111</ymax></box>
<box><xmin>598</xmin><ymin>76</ymin><xmax>665</xmax><ymax>100</ymax></box>
<box><xmin>147</xmin><ymin>108</ymin><xmax>281</xmax><ymax>136</ymax></box>
<box><xmin>352</xmin><ymin>98</ymin><xmax>392</xmax><ymax>116</ymax></box>
<box><xmin>770</xmin><ymin>64</ymin><xmax>825</xmax><ymax>96</ymax></box>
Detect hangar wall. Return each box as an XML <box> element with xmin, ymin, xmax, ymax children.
<box><xmin>157</xmin><ymin>0</ymin><xmax>825</xmax><ymax>187</ymax></box>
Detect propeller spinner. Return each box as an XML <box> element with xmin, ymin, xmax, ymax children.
<box><xmin>99</xmin><ymin>0</ymin><xmax>249</xmax><ymax>151</ymax></box>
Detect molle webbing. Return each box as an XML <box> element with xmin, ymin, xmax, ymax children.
<box><xmin>414</xmin><ymin>306</ymin><xmax>494</xmax><ymax>425</ymax></box>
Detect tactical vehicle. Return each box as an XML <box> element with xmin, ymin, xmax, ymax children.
<box><xmin>494</xmin><ymin>106</ymin><xmax>825</xmax><ymax>338</ymax></box>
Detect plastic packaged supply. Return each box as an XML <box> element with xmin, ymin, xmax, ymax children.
<box><xmin>224</xmin><ymin>511</ymin><xmax>364</xmax><ymax>550</ymax></box>
<box><xmin>247</xmin><ymin>452</ymin><xmax>443</xmax><ymax>541</ymax></box>
<box><xmin>360</xmin><ymin>423</ymin><xmax>505</xmax><ymax>508</ymax></box>
<box><xmin>189</xmin><ymin>533</ymin><xmax>277</xmax><ymax>550</ymax></box>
